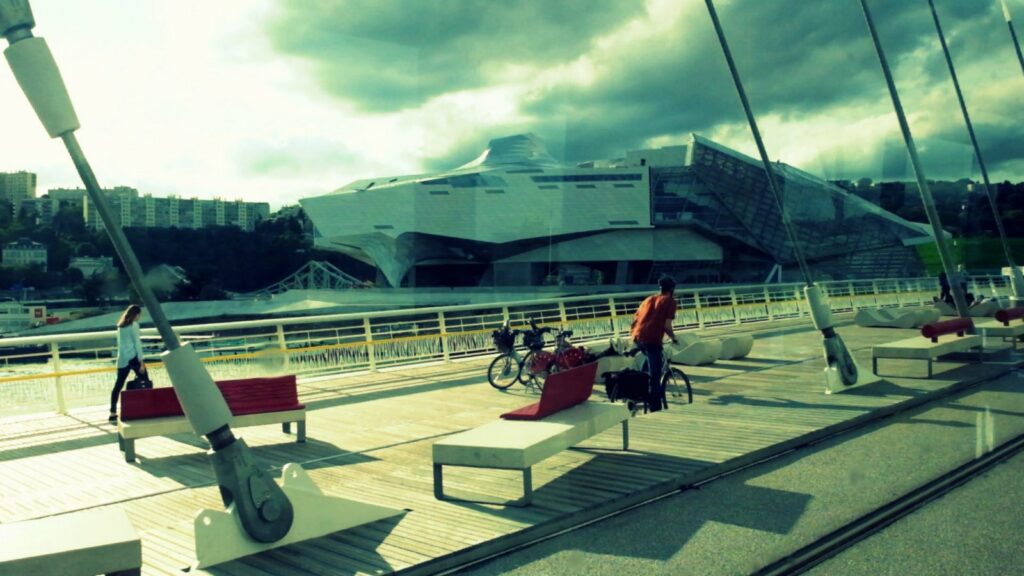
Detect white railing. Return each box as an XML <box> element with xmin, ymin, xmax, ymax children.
<box><xmin>0</xmin><ymin>275</ymin><xmax>1010</xmax><ymax>416</ymax></box>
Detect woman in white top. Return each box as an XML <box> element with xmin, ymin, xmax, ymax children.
<box><xmin>109</xmin><ymin>304</ymin><xmax>147</xmax><ymax>423</ymax></box>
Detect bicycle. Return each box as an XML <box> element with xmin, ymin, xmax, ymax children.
<box><xmin>487</xmin><ymin>323</ymin><xmax>524</xmax><ymax>390</ymax></box>
<box><xmin>629</xmin><ymin>341</ymin><xmax>693</xmax><ymax>411</ymax></box>
<box><xmin>519</xmin><ymin>319</ymin><xmax>589</xmax><ymax>390</ymax></box>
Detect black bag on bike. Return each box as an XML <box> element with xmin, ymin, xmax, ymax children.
<box><xmin>601</xmin><ymin>369</ymin><xmax>650</xmax><ymax>403</ymax></box>
<box><xmin>126</xmin><ymin>374</ymin><xmax>153</xmax><ymax>390</ymax></box>
<box><xmin>491</xmin><ymin>329</ymin><xmax>515</xmax><ymax>353</ymax></box>
<box><xmin>522</xmin><ymin>330</ymin><xmax>546</xmax><ymax>352</ymax></box>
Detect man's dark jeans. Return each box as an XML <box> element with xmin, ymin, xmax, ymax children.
<box><xmin>636</xmin><ymin>341</ymin><xmax>665</xmax><ymax>412</ymax></box>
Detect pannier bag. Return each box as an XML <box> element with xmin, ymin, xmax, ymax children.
<box><xmin>602</xmin><ymin>369</ymin><xmax>650</xmax><ymax>403</ymax></box>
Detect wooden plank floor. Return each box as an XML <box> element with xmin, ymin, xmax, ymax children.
<box><xmin>0</xmin><ymin>316</ymin><xmax>1019</xmax><ymax>575</ymax></box>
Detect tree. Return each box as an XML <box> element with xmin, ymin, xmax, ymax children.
<box><xmin>76</xmin><ymin>273</ymin><xmax>105</xmax><ymax>305</ymax></box>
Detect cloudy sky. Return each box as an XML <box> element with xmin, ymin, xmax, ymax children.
<box><xmin>1</xmin><ymin>0</ymin><xmax>1022</xmax><ymax>210</ymax></box>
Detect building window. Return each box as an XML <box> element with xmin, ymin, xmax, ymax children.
<box><xmin>532</xmin><ymin>173</ymin><xmax>642</xmax><ymax>183</ymax></box>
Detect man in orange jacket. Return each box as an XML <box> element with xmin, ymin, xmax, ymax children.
<box><xmin>631</xmin><ymin>276</ymin><xmax>679</xmax><ymax>412</ymax></box>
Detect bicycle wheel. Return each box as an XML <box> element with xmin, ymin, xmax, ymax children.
<box><xmin>663</xmin><ymin>367</ymin><xmax>692</xmax><ymax>404</ymax></box>
<box><xmin>519</xmin><ymin>351</ymin><xmax>545</xmax><ymax>392</ymax></box>
<box><xmin>487</xmin><ymin>353</ymin><xmax>521</xmax><ymax>390</ymax></box>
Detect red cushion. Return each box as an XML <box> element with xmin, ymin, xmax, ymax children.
<box><xmin>218</xmin><ymin>375</ymin><xmax>303</xmax><ymax>415</ymax></box>
<box><xmin>920</xmin><ymin>318</ymin><xmax>974</xmax><ymax>342</ymax></box>
<box><xmin>121</xmin><ymin>387</ymin><xmax>184</xmax><ymax>421</ymax></box>
<box><xmin>994</xmin><ymin>307</ymin><xmax>1024</xmax><ymax>325</ymax></box>
<box><xmin>501</xmin><ymin>362</ymin><xmax>598</xmax><ymax>421</ymax></box>
<box><xmin>120</xmin><ymin>375</ymin><xmax>301</xmax><ymax>420</ymax></box>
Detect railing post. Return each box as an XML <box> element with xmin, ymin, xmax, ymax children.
<box><xmin>608</xmin><ymin>298</ymin><xmax>618</xmax><ymax>335</ymax></box>
<box><xmin>558</xmin><ymin>301</ymin><xmax>568</xmax><ymax>325</ymax></box>
<box><xmin>847</xmin><ymin>281</ymin><xmax>856</xmax><ymax>310</ymax></box>
<box><xmin>275</xmin><ymin>324</ymin><xmax>290</xmax><ymax>371</ymax></box>
<box><xmin>795</xmin><ymin>287</ymin><xmax>804</xmax><ymax>317</ymax></box>
<box><xmin>764</xmin><ymin>287</ymin><xmax>774</xmax><ymax>321</ymax></box>
<box><xmin>438</xmin><ymin>312</ymin><xmax>451</xmax><ymax>364</ymax></box>
<box><xmin>695</xmin><ymin>291</ymin><xmax>705</xmax><ymax>329</ymax></box>
<box><xmin>363</xmin><ymin>317</ymin><xmax>377</xmax><ymax>372</ymax></box>
<box><xmin>50</xmin><ymin>342</ymin><xmax>66</xmax><ymax>415</ymax></box>
<box><xmin>730</xmin><ymin>289</ymin><xmax>740</xmax><ymax>324</ymax></box>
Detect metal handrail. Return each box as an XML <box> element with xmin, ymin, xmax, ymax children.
<box><xmin>0</xmin><ymin>274</ymin><xmax>1010</xmax><ymax>415</ymax></box>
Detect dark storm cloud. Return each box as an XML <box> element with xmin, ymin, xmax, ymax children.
<box><xmin>518</xmin><ymin>0</ymin><xmax>1011</xmax><ymax>165</ymax></box>
<box><xmin>266</xmin><ymin>0</ymin><xmax>640</xmax><ymax>111</ymax></box>
<box><xmin>266</xmin><ymin>0</ymin><xmax>1021</xmax><ymax>179</ymax></box>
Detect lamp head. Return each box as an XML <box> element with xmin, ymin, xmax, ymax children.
<box><xmin>0</xmin><ymin>0</ymin><xmax>35</xmax><ymax>45</ymax></box>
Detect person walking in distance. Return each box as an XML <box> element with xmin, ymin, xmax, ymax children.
<box><xmin>631</xmin><ymin>276</ymin><xmax>679</xmax><ymax>412</ymax></box>
<box><xmin>109</xmin><ymin>304</ymin><xmax>147</xmax><ymax>423</ymax></box>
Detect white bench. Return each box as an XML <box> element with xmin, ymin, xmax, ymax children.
<box><xmin>0</xmin><ymin>507</ymin><xmax>141</xmax><ymax>575</ymax></box>
<box><xmin>855</xmin><ymin>307</ymin><xmax>937</xmax><ymax>329</ymax></box>
<box><xmin>433</xmin><ymin>402</ymin><xmax>630</xmax><ymax>506</ymax></box>
<box><xmin>716</xmin><ymin>334</ymin><xmax>754</xmax><ymax>360</ymax></box>
<box><xmin>118</xmin><ymin>409</ymin><xmax>306</xmax><ymax>462</ymax></box>
<box><xmin>872</xmin><ymin>333</ymin><xmax>983</xmax><ymax>378</ymax></box>
<box><xmin>974</xmin><ymin>319</ymin><xmax>1024</xmax><ymax>351</ymax></box>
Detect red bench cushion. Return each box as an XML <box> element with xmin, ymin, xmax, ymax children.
<box><xmin>121</xmin><ymin>387</ymin><xmax>184</xmax><ymax>421</ymax></box>
<box><xmin>994</xmin><ymin>307</ymin><xmax>1024</xmax><ymax>325</ymax></box>
<box><xmin>218</xmin><ymin>375</ymin><xmax>304</xmax><ymax>415</ymax></box>
<box><xmin>120</xmin><ymin>375</ymin><xmax>302</xmax><ymax>421</ymax></box>
<box><xmin>501</xmin><ymin>362</ymin><xmax>598</xmax><ymax>421</ymax></box>
<box><xmin>920</xmin><ymin>318</ymin><xmax>974</xmax><ymax>342</ymax></box>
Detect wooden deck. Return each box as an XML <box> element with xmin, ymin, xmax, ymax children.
<box><xmin>0</xmin><ymin>317</ymin><xmax>1019</xmax><ymax>575</ymax></box>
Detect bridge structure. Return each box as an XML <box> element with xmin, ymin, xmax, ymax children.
<box><xmin>0</xmin><ymin>274</ymin><xmax>1020</xmax><ymax>574</ymax></box>
<box><xmin>240</xmin><ymin>260</ymin><xmax>365</xmax><ymax>298</ymax></box>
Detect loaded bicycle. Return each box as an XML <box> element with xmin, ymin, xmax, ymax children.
<box><xmin>603</xmin><ymin>340</ymin><xmax>692</xmax><ymax>415</ymax></box>
<box><xmin>634</xmin><ymin>341</ymin><xmax>693</xmax><ymax>406</ymax></box>
<box><xmin>519</xmin><ymin>319</ymin><xmax>589</xmax><ymax>390</ymax></box>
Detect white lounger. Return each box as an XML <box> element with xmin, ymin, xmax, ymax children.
<box><xmin>670</xmin><ymin>333</ymin><xmax>722</xmax><ymax>365</ymax></box>
<box><xmin>717</xmin><ymin>334</ymin><xmax>755</xmax><ymax>360</ymax></box>
<box><xmin>854</xmin><ymin>308</ymin><xmax>920</xmax><ymax>329</ymax></box>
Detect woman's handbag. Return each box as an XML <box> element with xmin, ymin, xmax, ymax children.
<box><xmin>126</xmin><ymin>374</ymin><xmax>153</xmax><ymax>390</ymax></box>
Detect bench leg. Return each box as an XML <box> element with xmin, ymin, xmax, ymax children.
<box><xmin>296</xmin><ymin>420</ymin><xmax>306</xmax><ymax>443</ymax></box>
<box><xmin>282</xmin><ymin>422</ymin><xmax>291</xmax><ymax>434</ymax></box>
<box><xmin>927</xmin><ymin>359</ymin><xmax>932</xmax><ymax>379</ymax></box>
<box><xmin>433</xmin><ymin>463</ymin><xmax>444</xmax><ymax>500</ymax></box>
<box><xmin>433</xmin><ymin>463</ymin><xmax>532</xmax><ymax>506</ymax></box>
<box><xmin>872</xmin><ymin>356</ymin><xmax>878</xmax><ymax>376</ymax></box>
<box><xmin>123</xmin><ymin>439</ymin><xmax>136</xmax><ymax>463</ymax></box>
<box><xmin>117</xmin><ymin>432</ymin><xmax>124</xmax><ymax>452</ymax></box>
<box><xmin>621</xmin><ymin>420</ymin><xmax>629</xmax><ymax>451</ymax></box>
